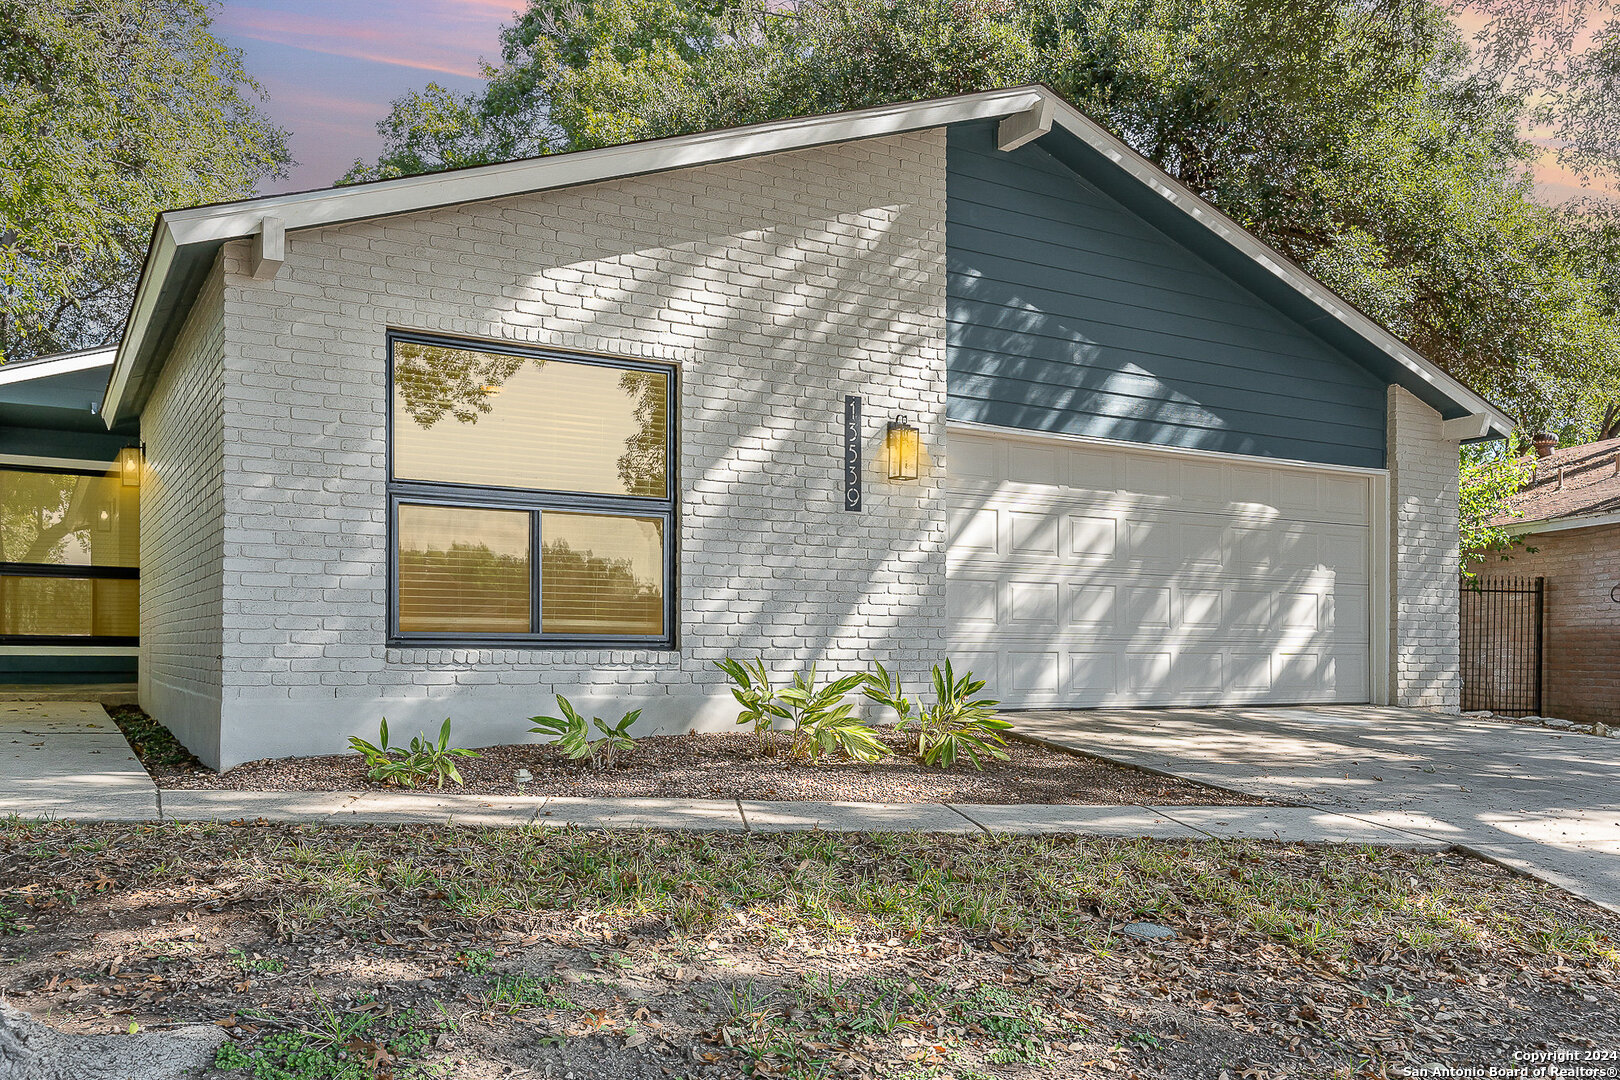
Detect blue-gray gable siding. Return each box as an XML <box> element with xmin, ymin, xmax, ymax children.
<box><xmin>946</xmin><ymin>121</ymin><xmax>1388</xmax><ymax>469</ymax></box>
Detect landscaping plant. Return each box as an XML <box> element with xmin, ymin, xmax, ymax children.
<box><xmin>714</xmin><ymin>656</ymin><xmax>783</xmax><ymax>754</ymax></box>
<box><xmin>528</xmin><ymin>696</ymin><xmax>640</xmax><ymax>769</ymax></box>
<box><xmin>347</xmin><ymin>718</ymin><xmax>479</xmax><ymax>789</ymax></box>
<box><xmin>777</xmin><ymin>664</ymin><xmax>886</xmax><ymax>763</ymax></box>
<box><xmin>716</xmin><ymin>657</ymin><xmax>886</xmax><ymax>762</ymax></box>
<box><xmin>865</xmin><ymin>660</ymin><xmax>1010</xmax><ymax>769</ymax></box>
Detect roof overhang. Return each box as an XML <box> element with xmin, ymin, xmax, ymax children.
<box><xmin>0</xmin><ymin>346</ymin><xmax>116</xmax><ymax>387</ymax></box>
<box><xmin>102</xmin><ymin>84</ymin><xmax>1514</xmax><ymax>438</ymax></box>
<box><xmin>1505</xmin><ymin>508</ymin><xmax>1620</xmax><ymax>536</ymax></box>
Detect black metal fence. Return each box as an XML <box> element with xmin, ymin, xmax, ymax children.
<box><xmin>1459</xmin><ymin>576</ymin><xmax>1544</xmax><ymax>716</ymax></box>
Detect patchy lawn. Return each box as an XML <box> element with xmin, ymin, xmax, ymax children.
<box><xmin>1</xmin><ymin>821</ymin><xmax>1616</xmax><ymax>1079</ymax></box>
<box><xmin>107</xmin><ymin>704</ymin><xmax>1257</xmax><ymax>806</ymax></box>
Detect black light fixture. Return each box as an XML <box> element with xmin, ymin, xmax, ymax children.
<box><xmin>886</xmin><ymin>414</ymin><xmax>919</xmax><ymax>481</ymax></box>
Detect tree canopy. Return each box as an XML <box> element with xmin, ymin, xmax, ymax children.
<box><xmin>0</xmin><ymin>0</ymin><xmax>289</xmax><ymax>364</ymax></box>
<box><xmin>345</xmin><ymin>0</ymin><xmax>1620</xmax><ymax>442</ymax></box>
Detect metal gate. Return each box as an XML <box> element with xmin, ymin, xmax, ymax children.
<box><xmin>1459</xmin><ymin>576</ymin><xmax>1544</xmax><ymax>715</ymax></box>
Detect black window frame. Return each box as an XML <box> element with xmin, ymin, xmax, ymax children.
<box><xmin>0</xmin><ymin>461</ymin><xmax>140</xmax><ymax>646</ymax></box>
<box><xmin>385</xmin><ymin>330</ymin><xmax>678</xmax><ymax>649</ymax></box>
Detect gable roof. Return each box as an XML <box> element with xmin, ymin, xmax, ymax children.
<box><xmin>101</xmin><ymin>84</ymin><xmax>1514</xmax><ymax>436</ymax></box>
<box><xmin>1496</xmin><ymin>438</ymin><xmax>1620</xmax><ymax>534</ymax></box>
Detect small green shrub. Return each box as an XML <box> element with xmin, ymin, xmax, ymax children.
<box><xmin>779</xmin><ymin>664</ymin><xmax>886</xmax><ymax>762</ymax></box>
<box><xmin>528</xmin><ymin>696</ymin><xmax>639</xmax><ymax>769</ymax></box>
<box><xmin>714</xmin><ymin>656</ymin><xmax>783</xmax><ymax>753</ymax></box>
<box><xmin>347</xmin><ymin>718</ymin><xmax>479</xmax><ymax>789</ymax></box>
<box><xmin>865</xmin><ymin>660</ymin><xmax>1010</xmax><ymax>769</ymax></box>
<box><xmin>716</xmin><ymin>657</ymin><xmax>886</xmax><ymax>762</ymax></box>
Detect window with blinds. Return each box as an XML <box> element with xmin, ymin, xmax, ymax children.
<box><xmin>388</xmin><ymin>334</ymin><xmax>674</xmax><ymax>645</ymax></box>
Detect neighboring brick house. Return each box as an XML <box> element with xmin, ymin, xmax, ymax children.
<box><xmin>3</xmin><ymin>86</ymin><xmax>1512</xmax><ymax>768</ymax></box>
<box><xmin>1467</xmin><ymin>438</ymin><xmax>1620</xmax><ymax>725</ymax></box>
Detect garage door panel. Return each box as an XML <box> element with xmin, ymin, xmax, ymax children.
<box><xmin>949</xmin><ymin>506</ymin><xmax>1000</xmax><ymax>553</ymax></box>
<box><xmin>1008</xmin><ymin>443</ymin><xmax>1062</xmax><ymax>486</ymax></box>
<box><xmin>947</xmin><ymin>577</ymin><xmax>998</xmax><ymax>625</ymax></box>
<box><xmin>1006</xmin><ymin>580</ymin><xmax>1061</xmax><ymax>627</ymax></box>
<box><xmin>1008</xmin><ymin>510</ymin><xmax>1061</xmax><ymax>556</ymax></box>
<box><xmin>949</xmin><ymin>429</ymin><xmax>1375</xmax><ymax>708</ymax></box>
<box><xmin>1068</xmin><ymin>514</ymin><xmax>1119</xmax><ymax>560</ymax></box>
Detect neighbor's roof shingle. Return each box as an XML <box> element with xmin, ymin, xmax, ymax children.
<box><xmin>1494</xmin><ymin>437</ymin><xmax>1620</xmax><ymax>527</ymax></box>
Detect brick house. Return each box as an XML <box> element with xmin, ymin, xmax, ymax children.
<box><xmin>1</xmin><ymin>87</ymin><xmax>1510</xmax><ymax>769</ymax></box>
<box><xmin>1467</xmin><ymin>438</ymin><xmax>1620</xmax><ymax>725</ymax></box>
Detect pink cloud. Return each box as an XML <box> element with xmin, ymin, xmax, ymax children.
<box><xmin>219</xmin><ymin>5</ymin><xmax>495</xmax><ymax>79</ymax></box>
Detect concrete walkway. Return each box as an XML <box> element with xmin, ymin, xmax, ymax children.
<box><xmin>8</xmin><ymin>700</ymin><xmax>1617</xmax><ymax>915</ymax></box>
<box><xmin>0</xmin><ymin>701</ymin><xmax>157</xmax><ymax>820</ymax></box>
<box><xmin>1013</xmin><ymin>705</ymin><xmax>1620</xmax><ymax>915</ymax></box>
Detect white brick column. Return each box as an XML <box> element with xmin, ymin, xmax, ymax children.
<box><xmin>1386</xmin><ymin>385</ymin><xmax>1461</xmax><ymax>708</ymax></box>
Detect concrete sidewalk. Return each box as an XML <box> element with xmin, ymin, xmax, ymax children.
<box><xmin>153</xmin><ymin>788</ymin><xmax>1442</xmax><ymax>847</ymax></box>
<box><xmin>7</xmin><ymin>699</ymin><xmax>1614</xmax><ymax>916</ymax></box>
<box><xmin>0</xmin><ymin>701</ymin><xmax>158</xmax><ymax>820</ymax></box>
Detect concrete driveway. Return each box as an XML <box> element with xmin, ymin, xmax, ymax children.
<box><xmin>1013</xmin><ymin>706</ymin><xmax>1620</xmax><ymax>913</ymax></box>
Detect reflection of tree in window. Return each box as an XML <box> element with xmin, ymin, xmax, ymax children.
<box><xmin>394</xmin><ymin>343</ymin><xmax>528</xmax><ymax>428</ymax></box>
<box><xmin>2</xmin><ymin>472</ymin><xmax>82</xmax><ymax>563</ymax></box>
<box><xmin>397</xmin><ymin>541</ymin><xmax>529</xmax><ymax>632</ymax></box>
<box><xmin>1</xmin><ymin>471</ymin><xmax>135</xmax><ymax>567</ymax></box>
<box><xmin>541</xmin><ymin>539</ymin><xmax>662</xmax><ymax>636</ymax></box>
<box><xmin>617</xmin><ymin>370</ymin><xmax>667</xmax><ymax>498</ymax></box>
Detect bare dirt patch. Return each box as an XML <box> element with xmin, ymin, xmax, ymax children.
<box><xmin>1</xmin><ymin>821</ymin><xmax>1616</xmax><ymax>1079</ymax></box>
<box><xmin>109</xmin><ymin>705</ymin><xmax>1259</xmax><ymax>806</ymax></box>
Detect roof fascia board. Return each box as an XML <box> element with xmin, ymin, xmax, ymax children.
<box><xmin>0</xmin><ymin>348</ymin><xmax>116</xmax><ymax>387</ymax></box>
<box><xmin>1037</xmin><ymin>98</ymin><xmax>1515</xmax><ymax>438</ymax></box>
<box><xmin>102</xmin><ymin>221</ymin><xmax>176</xmax><ymax>425</ymax></box>
<box><xmin>1505</xmin><ymin>508</ymin><xmax>1620</xmax><ymax>536</ymax></box>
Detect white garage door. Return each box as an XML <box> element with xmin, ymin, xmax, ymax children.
<box><xmin>948</xmin><ymin>428</ymin><xmax>1376</xmax><ymax>708</ymax></box>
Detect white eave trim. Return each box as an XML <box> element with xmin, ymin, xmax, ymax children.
<box><xmin>0</xmin><ymin>347</ymin><xmax>116</xmax><ymax>386</ymax></box>
<box><xmin>104</xmin><ymin>82</ymin><xmax>1513</xmax><ymax>436</ymax></box>
<box><xmin>1505</xmin><ymin>509</ymin><xmax>1620</xmax><ymax>536</ymax></box>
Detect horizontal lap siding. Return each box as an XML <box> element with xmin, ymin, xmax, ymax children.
<box><xmin>946</xmin><ymin>121</ymin><xmax>1387</xmax><ymax>468</ymax></box>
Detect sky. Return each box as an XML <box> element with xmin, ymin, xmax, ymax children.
<box><xmin>214</xmin><ymin>0</ymin><xmax>514</xmax><ymax>193</ymax></box>
<box><xmin>217</xmin><ymin>0</ymin><xmax>1612</xmax><ymax>204</ymax></box>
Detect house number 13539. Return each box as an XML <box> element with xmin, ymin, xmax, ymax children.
<box><xmin>844</xmin><ymin>395</ymin><xmax>862</xmax><ymax>512</ymax></box>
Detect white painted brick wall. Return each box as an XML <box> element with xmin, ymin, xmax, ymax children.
<box><xmin>139</xmin><ymin>256</ymin><xmax>226</xmax><ymax>764</ymax></box>
<box><xmin>1386</xmin><ymin>385</ymin><xmax>1461</xmax><ymax>708</ymax></box>
<box><xmin>194</xmin><ymin>131</ymin><xmax>949</xmax><ymax>767</ymax></box>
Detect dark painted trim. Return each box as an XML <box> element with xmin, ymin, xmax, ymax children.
<box><xmin>383</xmin><ymin>330</ymin><xmax>679</xmax><ymax>651</ymax></box>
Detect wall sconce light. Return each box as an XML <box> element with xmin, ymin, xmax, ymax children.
<box><xmin>887</xmin><ymin>415</ymin><xmax>920</xmax><ymax>482</ymax></box>
<box><xmin>117</xmin><ymin>444</ymin><xmax>144</xmax><ymax>488</ymax></box>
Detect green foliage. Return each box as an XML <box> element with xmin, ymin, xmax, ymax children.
<box><xmin>527</xmin><ymin>696</ymin><xmax>640</xmax><ymax>768</ymax></box>
<box><xmin>865</xmin><ymin>660</ymin><xmax>1010</xmax><ymax>769</ymax></box>
<box><xmin>212</xmin><ymin>1000</ymin><xmax>444</xmax><ymax>1078</ymax></box>
<box><xmin>1</xmin><ymin>0</ymin><xmax>289</xmax><ymax>362</ymax></box>
<box><xmin>347</xmin><ymin>718</ymin><xmax>479</xmax><ymax>789</ymax></box>
<box><xmin>0</xmin><ymin>899</ymin><xmax>28</xmax><ymax>935</ymax></box>
<box><xmin>778</xmin><ymin>664</ymin><xmax>887</xmax><ymax>762</ymax></box>
<box><xmin>1459</xmin><ymin>444</ymin><xmax>1535</xmax><ymax>574</ymax></box>
<box><xmin>347</xmin><ymin>0</ymin><xmax>1620</xmax><ymax>440</ymax></box>
<box><xmin>714</xmin><ymin>656</ymin><xmax>784</xmax><ymax>752</ymax></box>
<box><xmin>484</xmin><ymin>972</ymin><xmax>573</xmax><ymax>1013</ymax></box>
<box><xmin>107</xmin><ymin>704</ymin><xmax>201</xmax><ymax>774</ymax></box>
<box><xmin>716</xmin><ymin>657</ymin><xmax>885</xmax><ymax>761</ymax></box>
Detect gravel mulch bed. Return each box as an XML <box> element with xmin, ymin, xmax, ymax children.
<box><xmin>108</xmin><ymin>705</ymin><xmax>1264</xmax><ymax>806</ymax></box>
